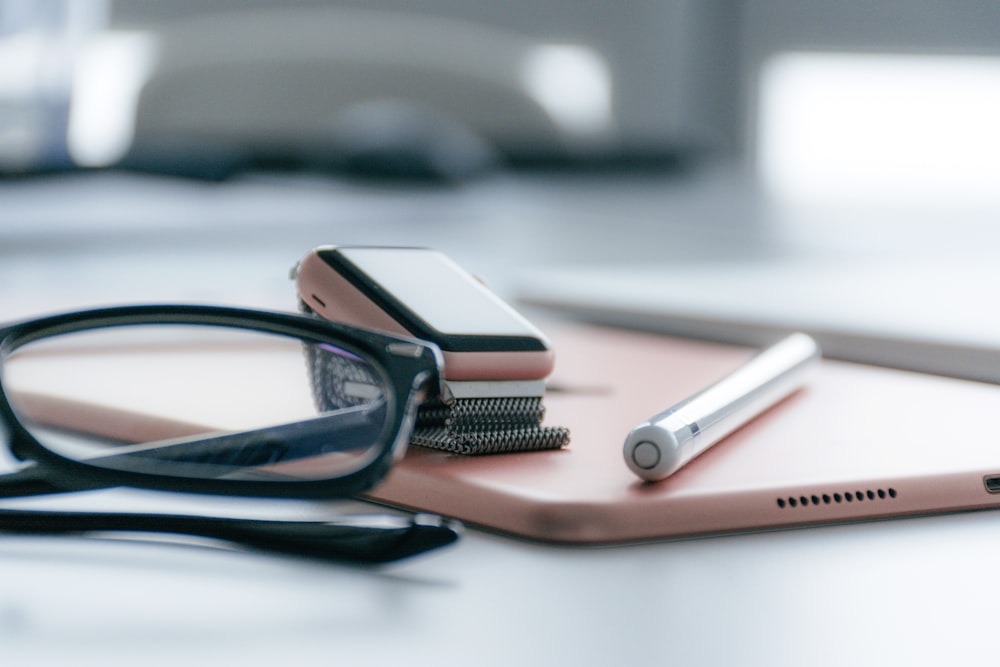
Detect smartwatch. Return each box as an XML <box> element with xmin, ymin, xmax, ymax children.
<box><xmin>292</xmin><ymin>245</ymin><xmax>569</xmax><ymax>455</ymax></box>
<box><xmin>294</xmin><ymin>245</ymin><xmax>555</xmax><ymax>382</ymax></box>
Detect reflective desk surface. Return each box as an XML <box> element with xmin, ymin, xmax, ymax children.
<box><xmin>2</xmin><ymin>168</ymin><xmax>999</xmax><ymax>665</ymax></box>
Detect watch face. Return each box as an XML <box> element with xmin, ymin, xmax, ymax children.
<box><xmin>324</xmin><ymin>247</ymin><xmax>548</xmax><ymax>352</ymax></box>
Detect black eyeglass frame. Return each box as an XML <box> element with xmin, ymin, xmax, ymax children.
<box><xmin>0</xmin><ymin>304</ymin><xmax>444</xmax><ymax>500</ymax></box>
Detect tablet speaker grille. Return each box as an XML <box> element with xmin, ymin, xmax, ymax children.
<box><xmin>776</xmin><ymin>488</ymin><xmax>897</xmax><ymax>509</ymax></box>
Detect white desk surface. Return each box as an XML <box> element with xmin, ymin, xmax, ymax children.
<box><xmin>2</xmin><ymin>169</ymin><xmax>1000</xmax><ymax>665</ymax></box>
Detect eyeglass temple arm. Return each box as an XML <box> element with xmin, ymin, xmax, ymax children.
<box><xmin>0</xmin><ymin>465</ymin><xmax>462</xmax><ymax>563</ymax></box>
<box><xmin>0</xmin><ymin>462</ymin><xmax>105</xmax><ymax>498</ymax></box>
<box><xmin>0</xmin><ymin>424</ymin><xmax>460</xmax><ymax>563</ymax></box>
<box><xmin>0</xmin><ymin>507</ymin><xmax>461</xmax><ymax>563</ymax></box>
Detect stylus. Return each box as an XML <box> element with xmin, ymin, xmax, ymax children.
<box><xmin>623</xmin><ymin>333</ymin><xmax>821</xmax><ymax>482</ymax></box>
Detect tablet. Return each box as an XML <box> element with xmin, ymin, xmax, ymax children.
<box><xmin>365</xmin><ymin>322</ymin><xmax>1000</xmax><ymax>543</ymax></box>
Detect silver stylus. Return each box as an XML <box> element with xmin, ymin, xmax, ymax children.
<box><xmin>623</xmin><ymin>333</ymin><xmax>821</xmax><ymax>482</ymax></box>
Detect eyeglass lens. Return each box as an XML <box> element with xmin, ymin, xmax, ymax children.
<box><xmin>2</xmin><ymin>324</ymin><xmax>394</xmax><ymax>482</ymax></box>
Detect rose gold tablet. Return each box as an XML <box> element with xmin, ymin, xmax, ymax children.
<box><xmin>366</xmin><ymin>323</ymin><xmax>1000</xmax><ymax>543</ymax></box>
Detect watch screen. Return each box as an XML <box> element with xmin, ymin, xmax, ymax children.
<box><xmin>338</xmin><ymin>247</ymin><xmax>540</xmax><ymax>337</ymax></box>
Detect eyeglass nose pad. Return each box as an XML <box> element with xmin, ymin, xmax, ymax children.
<box><xmin>304</xmin><ymin>341</ymin><xmax>389</xmax><ymax>412</ymax></box>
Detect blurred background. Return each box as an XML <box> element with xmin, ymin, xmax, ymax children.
<box><xmin>2</xmin><ymin>0</ymin><xmax>1000</xmax><ymax>371</ymax></box>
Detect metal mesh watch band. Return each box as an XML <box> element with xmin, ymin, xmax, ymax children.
<box><xmin>412</xmin><ymin>396</ymin><xmax>570</xmax><ymax>455</ymax></box>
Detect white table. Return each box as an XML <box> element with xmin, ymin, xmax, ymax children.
<box><xmin>2</xmin><ymin>170</ymin><xmax>998</xmax><ymax>666</ymax></box>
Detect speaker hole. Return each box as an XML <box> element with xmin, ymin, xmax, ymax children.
<box><xmin>776</xmin><ymin>487</ymin><xmax>898</xmax><ymax>509</ymax></box>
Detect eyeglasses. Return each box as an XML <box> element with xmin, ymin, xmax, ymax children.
<box><xmin>0</xmin><ymin>304</ymin><xmax>460</xmax><ymax>562</ymax></box>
